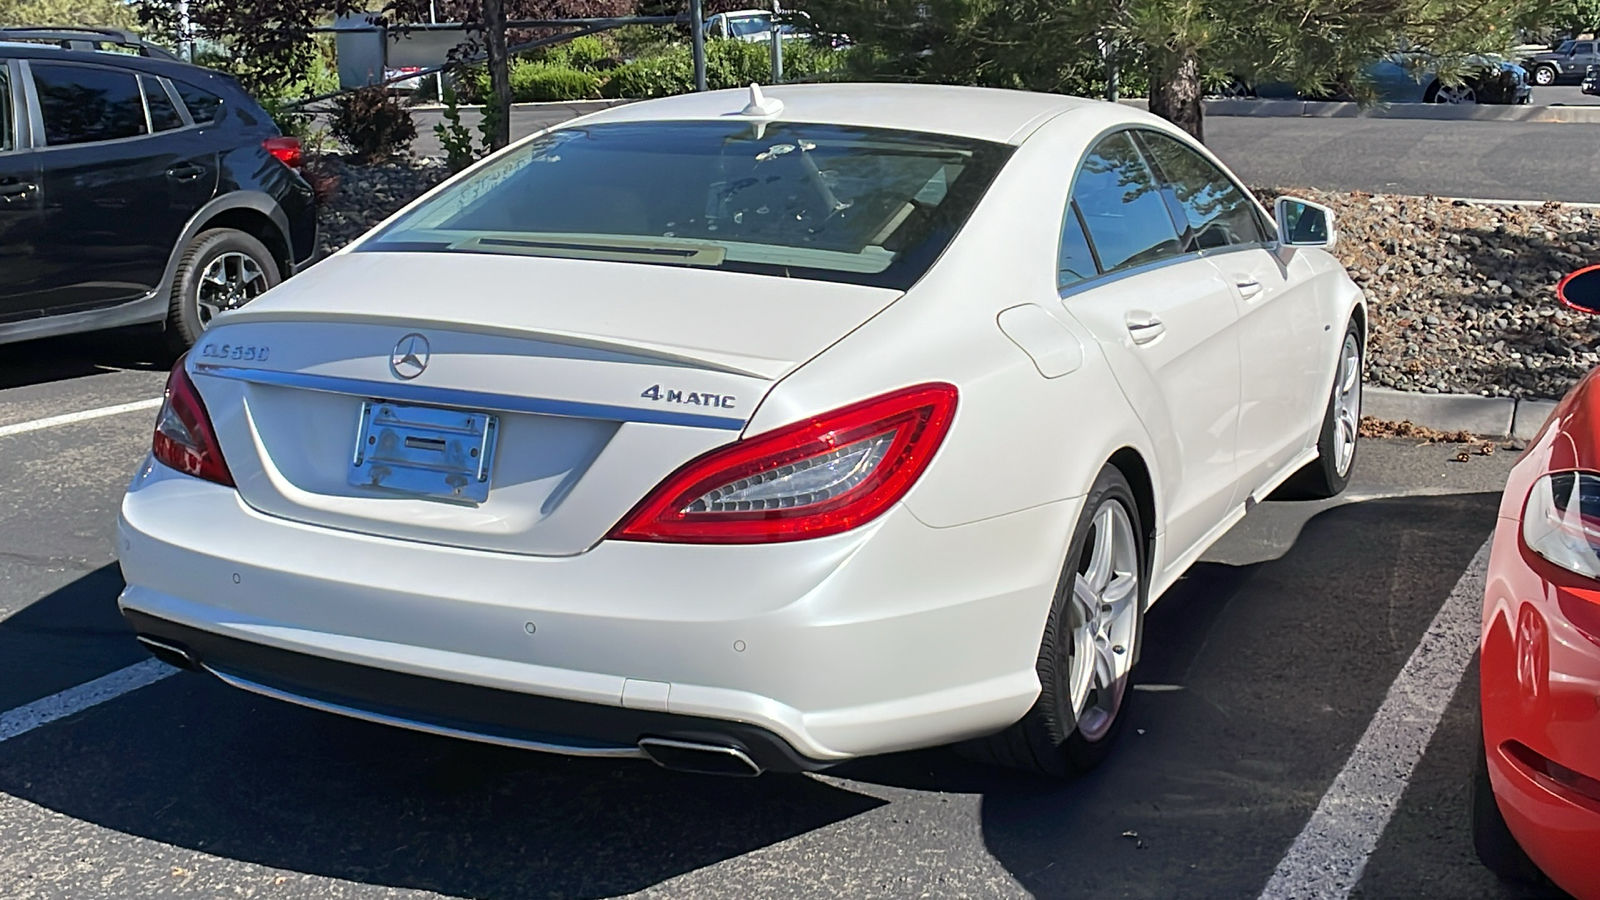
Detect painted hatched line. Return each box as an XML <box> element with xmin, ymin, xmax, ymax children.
<box><xmin>1258</xmin><ymin>535</ymin><xmax>1491</xmax><ymax>899</ymax></box>
<box><xmin>0</xmin><ymin>660</ymin><xmax>176</xmax><ymax>744</ymax></box>
<box><xmin>0</xmin><ymin>398</ymin><xmax>162</xmax><ymax>439</ymax></box>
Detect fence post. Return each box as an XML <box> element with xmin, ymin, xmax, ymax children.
<box><xmin>691</xmin><ymin>0</ymin><xmax>707</xmax><ymax>91</ymax></box>
<box><xmin>769</xmin><ymin>0</ymin><xmax>783</xmax><ymax>83</ymax></box>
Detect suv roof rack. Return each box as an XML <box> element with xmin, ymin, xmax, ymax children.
<box><xmin>0</xmin><ymin>27</ymin><xmax>179</xmax><ymax>61</ymax></box>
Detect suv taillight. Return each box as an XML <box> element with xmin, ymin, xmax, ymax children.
<box><xmin>152</xmin><ymin>360</ymin><xmax>234</xmax><ymax>487</ymax></box>
<box><xmin>608</xmin><ymin>383</ymin><xmax>957</xmax><ymax>544</ymax></box>
<box><xmin>263</xmin><ymin>136</ymin><xmax>302</xmax><ymax>169</ymax></box>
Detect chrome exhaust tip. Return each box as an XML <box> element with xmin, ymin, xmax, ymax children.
<box><xmin>136</xmin><ymin>634</ymin><xmax>200</xmax><ymax>671</ymax></box>
<box><xmin>638</xmin><ymin>737</ymin><xmax>763</xmax><ymax>777</ymax></box>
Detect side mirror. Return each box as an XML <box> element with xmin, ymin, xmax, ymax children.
<box><xmin>1275</xmin><ymin>196</ymin><xmax>1337</xmax><ymax>251</ymax></box>
<box><xmin>1558</xmin><ymin>264</ymin><xmax>1600</xmax><ymax>314</ymax></box>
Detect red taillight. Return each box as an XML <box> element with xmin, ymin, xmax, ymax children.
<box><xmin>152</xmin><ymin>360</ymin><xmax>234</xmax><ymax>487</ymax></box>
<box><xmin>609</xmin><ymin>383</ymin><xmax>958</xmax><ymax>544</ymax></box>
<box><xmin>263</xmin><ymin>136</ymin><xmax>302</xmax><ymax>169</ymax></box>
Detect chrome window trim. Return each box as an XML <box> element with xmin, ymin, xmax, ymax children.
<box><xmin>134</xmin><ymin>71</ymin><xmax>153</xmax><ymax>134</ymax></box>
<box><xmin>191</xmin><ymin>362</ymin><xmax>747</xmax><ymax>431</ymax></box>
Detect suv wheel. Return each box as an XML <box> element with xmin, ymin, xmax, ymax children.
<box><xmin>1533</xmin><ymin>64</ymin><xmax>1557</xmax><ymax>86</ymax></box>
<box><xmin>165</xmin><ymin>228</ymin><xmax>280</xmax><ymax>352</ymax></box>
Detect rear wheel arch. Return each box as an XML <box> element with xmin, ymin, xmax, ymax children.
<box><xmin>1107</xmin><ymin>446</ymin><xmax>1157</xmax><ymax>584</ymax></box>
<box><xmin>195</xmin><ymin>207</ymin><xmax>293</xmax><ymax>280</ymax></box>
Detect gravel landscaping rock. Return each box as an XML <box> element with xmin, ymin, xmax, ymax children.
<box><xmin>312</xmin><ymin>158</ymin><xmax>1600</xmax><ymax>400</ymax></box>
<box><xmin>1260</xmin><ymin>188</ymin><xmax>1600</xmax><ymax>400</ymax></box>
<box><xmin>312</xmin><ymin>156</ymin><xmax>450</xmax><ymax>259</ymax></box>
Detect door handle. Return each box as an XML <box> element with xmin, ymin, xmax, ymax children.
<box><xmin>0</xmin><ymin>180</ymin><xmax>36</xmax><ymax>200</ymax></box>
<box><xmin>166</xmin><ymin>164</ymin><xmax>205</xmax><ymax>182</ymax></box>
<box><xmin>1236</xmin><ymin>278</ymin><xmax>1265</xmax><ymax>301</ymax></box>
<box><xmin>1126</xmin><ymin>314</ymin><xmax>1166</xmax><ymax>345</ymax></box>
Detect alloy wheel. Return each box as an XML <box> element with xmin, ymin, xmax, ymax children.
<box><xmin>196</xmin><ymin>252</ymin><xmax>268</xmax><ymax>328</ymax></box>
<box><xmin>1433</xmin><ymin>84</ymin><xmax>1477</xmax><ymax>104</ymax></box>
<box><xmin>1534</xmin><ymin>66</ymin><xmax>1556</xmax><ymax>86</ymax></box>
<box><xmin>1066</xmin><ymin>499</ymin><xmax>1140</xmax><ymax>742</ymax></box>
<box><xmin>1332</xmin><ymin>332</ymin><xmax>1362</xmax><ymax>477</ymax></box>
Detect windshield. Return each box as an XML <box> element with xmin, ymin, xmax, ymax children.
<box><xmin>359</xmin><ymin>121</ymin><xmax>1013</xmax><ymax>290</ymax></box>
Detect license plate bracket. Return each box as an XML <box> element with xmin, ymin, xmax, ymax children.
<box><xmin>349</xmin><ymin>401</ymin><xmax>499</xmax><ymax>504</ymax></box>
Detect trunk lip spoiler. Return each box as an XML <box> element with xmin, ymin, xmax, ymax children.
<box><xmin>191</xmin><ymin>362</ymin><xmax>746</xmax><ymax>431</ymax></box>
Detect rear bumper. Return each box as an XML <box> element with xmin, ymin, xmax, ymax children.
<box><xmin>118</xmin><ymin>458</ymin><xmax>1074</xmax><ymax>763</ymax></box>
<box><xmin>125</xmin><ymin>610</ymin><xmax>826</xmax><ymax>773</ymax></box>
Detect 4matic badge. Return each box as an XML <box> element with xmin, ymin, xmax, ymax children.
<box><xmin>640</xmin><ymin>384</ymin><xmax>737</xmax><ymax>409</ymax></box>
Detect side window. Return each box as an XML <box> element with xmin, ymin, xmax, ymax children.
<box><xmin>0</xmin><ymin>65</ymin><xmax>11</xmax><ymax>153</ymax></box>
<box><xmin>1577</xmin><ymin>42</ymin><xmax>1595</xmax><ymax>56</ymax></box>
<box><xmin>142</xmin><ymin>76</ymin><xmax>185</xmax><ymax>131</ymax></box>
<box><xmin>173</xmin><ymin>80</ymin><xmax>223</xmax><ymax>124</ymax></box>
<box><xmin>1138</xmin><ymin>131</ymin><xmax>1267</xmax><ymax>251</ymax></box>
<box><xmin>31</xmin><ymin>63</ymin><xmax>147</xmax><ymax>146</ymax></box>
<box><xmin>1058</xmin><ymin>202</ymin><xmax>1098</xmax><ymax>288</ymax></box>
<box><xmin>1070</xmin><ymin>131</ymin><xmax>1183</xmax><ymax>274</ymax></box>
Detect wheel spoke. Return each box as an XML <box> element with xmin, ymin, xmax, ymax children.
<box><xmin>1101</xmin><ymin>572</ymin><xmax>1136</xmax><ymax>614</ymax></box>
<box><xmin>1072</xmin><ymin>573</ymin><xmax>1099</xmax><ymax>625</ymax></box>
<box><xmin>1093</xmin><ymin>637</ymin><xmax>1118</xmax><ymax>691</ymax></box>
<box><xmin>1084</xmin><ymin>508</ymin><xmax>1115</xmax><ymax>592</ymax></box>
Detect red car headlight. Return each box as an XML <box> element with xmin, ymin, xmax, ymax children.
<box><xmin>1523</xmin><ymin>471</ymin><xmax>1600</xmax><ymax>579</ymax></box>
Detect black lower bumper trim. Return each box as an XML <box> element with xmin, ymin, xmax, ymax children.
<box><xmin>123</xmin><ymin>610</ymin><xmax>832</xmax><ymax>774</ymax></box>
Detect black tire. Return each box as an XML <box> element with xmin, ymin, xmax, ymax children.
<box><xmin>163</xmin><ymin>228</ymin><xmax>281</xmax><ymax>353</ymax></box>
<box><xmin>1279</xmin><ymin>320</ymin><xmax>1362</xmax><ymax>500</ymax></box>
<box><xmin>1472</xmin><ymin>730</ymin><xmax>1546</xmax><ymax>884</ymax></box>
<box><xmin>962</xmin><ymin>465</ymin><xmax>1146</xmax><ymax>777</ymax></box>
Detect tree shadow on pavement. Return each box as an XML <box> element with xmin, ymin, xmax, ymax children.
<box><xmin>0</xmin><ymin>567</ymin><xmax>883</xmax><ymax>900</ymax></box>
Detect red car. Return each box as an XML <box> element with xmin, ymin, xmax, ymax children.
<box><xmin>1475</xmin><ymin>265</ymin><xmax>1600</xmax><ymax>898</ymax></box>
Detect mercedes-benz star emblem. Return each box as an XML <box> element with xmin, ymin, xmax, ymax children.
<box><xmin>390</xmin><ymin>333</ymin><xmax>430</xmax><ymax>380</ymax></box>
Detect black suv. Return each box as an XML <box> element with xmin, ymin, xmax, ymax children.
<box><xmin>1521</xmin><ymin>38</ymin><xmax>1600</xmax><ymax>86</ymax></box>
<box><xmin>0</xmin><ymin>29</ymin><xmax>315</xmax><ymax>350</ymax></box>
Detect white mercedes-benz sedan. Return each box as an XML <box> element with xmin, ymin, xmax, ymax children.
<box><xmin>119</xmin><ymin>84</ymin><xmax>1365</xmax><ymax>777</ymax></box>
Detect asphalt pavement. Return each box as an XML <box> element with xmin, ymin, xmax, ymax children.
<box><xmin>0</xmin><ymin>332</ymin><xmax>1566</xmax><ymax>899</ymax></box>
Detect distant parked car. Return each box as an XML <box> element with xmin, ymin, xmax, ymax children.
<box><xmin>0</xmin><ymin>27</ymin><xmax>317</xmax><ymax>351</ymax></box>
<box><xmin>384</xmin><ymin>65</ymin><xmax>424</xmax><ymax>93</ymax></box>
<box><xmin>702</xmin><ymin>9</ymin><xmax>816</xmax><ymax>42</ymax></box>
<box><xmin>1521</xmin><ymin>38</ymin><xmax>1600</xmax><ymax>86</ymax></box>
<box><xmin>1255</xmin><ymin>53</ymin><xmax>1530</xmax><ymax>104</ymax></box>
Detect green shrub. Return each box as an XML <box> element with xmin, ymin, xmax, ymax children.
<box><xmin>561</xmin><ymin>35</ymin><xmax>611</xmax><ymax>71</ymax></box>
<box><xmin>601</xmin><ymin>51</ymin><xmax>695</xmax><ymax>98</ymax></box>
<box><xmin>512</xmin><ymin>62</ymin><xmax>601</xmax><ymax>100</ymax></box>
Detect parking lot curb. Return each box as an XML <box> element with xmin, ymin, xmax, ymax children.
<box><xmin>1365</xmin><ymin>387</ymin><xmax>1560</xmax><ymax>438</ymax></box>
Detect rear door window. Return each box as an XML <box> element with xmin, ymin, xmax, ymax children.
<box><xmin>31</xmin><ymin>62</ymin><xmax>148</xmax><ymax>146</ymax></box>
<box><xmin>172</xmin><ymin>80</ymin><xmax>223</xmax><ymax>124</ymax></box>
<box><xmin>1137</xmin><ymin>130</ymin><xmax>1267</xmax><ymax>251</ymax></box>
<box><xmin>1070</xmin><ymin>131</ymin><xmax>1184</xmax><ymax>274</ymax></box>
<box><xmin>142</xmin><ymin>76</ymin><xmax>186</xmax><ymax>131</ymax></box>
<box><xmin>1058</xmin><ymin>202</ymin><xmax>1099</xmax><ymax>288</ymax></box>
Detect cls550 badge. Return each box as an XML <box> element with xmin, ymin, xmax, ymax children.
<box><xmin>640</xmin><ymin>384</ymin><xmax>736</xmax><ymax>409</ymax></box>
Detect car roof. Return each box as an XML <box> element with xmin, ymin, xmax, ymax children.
<box><xmin>0</xmin><ymin>40</ymin><xmax>224</xmax><ymax>83</ymax></box>
<box><xmin>580</xmin><ymin>83</ymin><xmax>1104</xmax><ymax>145</ymax></box>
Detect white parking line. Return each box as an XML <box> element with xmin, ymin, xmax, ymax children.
<box><xmin>0</xmin><ymin>397</ymin><xmax>162</xmax><ymax>439</ymax></box>
<box><xmin>0</xmin><ymin>660</ymin><xmax>175</xmax><ymax>744</ymax></box>
<box><xmin>1258</xmin><ymin>536</ymin><xmax>1492</xmax><ymax>900</ymax></box>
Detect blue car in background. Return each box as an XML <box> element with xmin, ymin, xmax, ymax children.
<box><xmin>1253</xmin><ymin>54</ymin><xmax>1531</xmax><ymax>104</ymax></box>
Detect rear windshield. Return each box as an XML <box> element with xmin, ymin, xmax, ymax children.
<box><xmin>358</xmin><ymin>120</ymin><xmax>1013</xmax><ymax>290</ymax></box>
